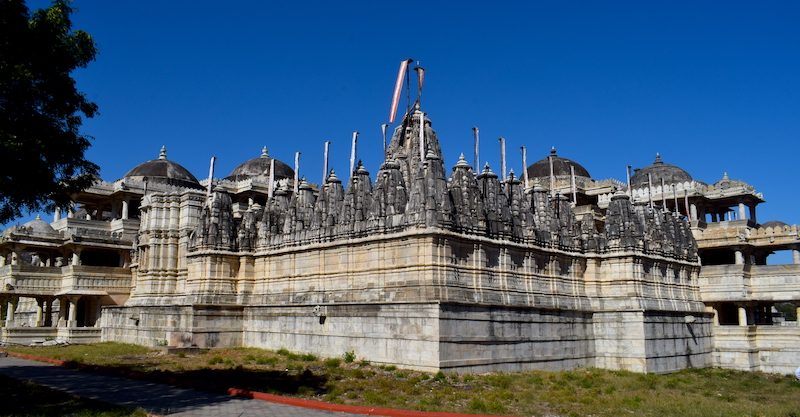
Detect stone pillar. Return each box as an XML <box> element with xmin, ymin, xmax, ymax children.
<box><xmin>57</xmin><ymin>297</ymin><xmax>67</xmax><ymax>327</ymax></box>
<box><xmin>690</xmin><ymin>204</ymin><xmax>698</xmax><ymax>221</ymax></box>
<box><xmin>738</xmin><ymin>306</ymin><xmax>748</xmax><ymax>326</ymax></box>
<box><xmin>796</xmin><ymin>307</ymin><xmax>800</xmax><ymax>323</ymax></box>
<box><xmin>10</xmin><ymin>251</ymin><xmax>19</xmax><ymax>266</ymax></box>
<box><xmin>712</xmin><ymin>306</ymin><xmax>719</xmax><ymax>326</ymax></box>
<box><xmin>738</xmin><ymin>202</ymin><xmax>746</xmax><ymax>220</ymax></box>
<box><xmin>35</xmin><ymin>298</ymin><xmax>45</xmax><ymax>327</ymax></box>
<box><xmin>735</xmin><ymin>250</ymin><xmax>745</xmax><ymax>265</ymax></box>
<box><xmin>793</xmin><ymin>249</ymin><xmax>800</xmax><ymax>265</ymax></box>
<box><xmin>5</xmin><ymin>298</ymin><xmax>17</xmax><ymax>327</ymax></box>
<box><xmin>54</xmin><ymin>207</ymin><xmax>61</xmax><ymax>222</ymax></box>
<box><xmin>0</xmin><ymin>252</ymin><xmax>5</xmax><ymax>267</ymax></box>
<box><xmin>94</xmin><ymin>298</ymin><xmax>102</xmax><ymax>327</ymax></box>
<box><xmin>67</xmin><ymin>296</ymin><xmax>79</xmax><ymax>327</ymax></box>
<box><xmin>122</xmin><ymin>199</ymin><xmax>129</xmax><ymax>220</ymax></box>
<box><xmin>71</xmin><ymin>249</ymin><xmax>81</xmax><ymax>266</ymax></box>
<box><xmin>45</xmin><ymin>298</ymin><xmax>53</xmax><ymax>327</ymax></box>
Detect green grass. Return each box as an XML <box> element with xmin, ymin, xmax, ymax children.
<box><xmin>0</xmin><ymin>373</ymin><xmax>147</xmax><ymax>417</ymax></box>
<box><xmin>3</xmin><ymin>343</ymin><xmax>800</xmax><ymax>416</ymax></box>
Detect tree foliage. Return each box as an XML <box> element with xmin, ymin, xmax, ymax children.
<box><xmin>0</xmin><ymin>0</ymin><xmax>99</xmax><ymax>224</ymax></box>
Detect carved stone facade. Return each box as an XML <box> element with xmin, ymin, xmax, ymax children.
<box><xmin>1</xmin><ymin>104</ymin><xmax>797</xmax><ymax>374</ymax></box>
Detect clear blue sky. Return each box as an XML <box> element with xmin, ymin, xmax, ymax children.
<box><xmin>19</xmin><ymin>0</ymin><xmax>800</xmax><ymax>229</ymax></box>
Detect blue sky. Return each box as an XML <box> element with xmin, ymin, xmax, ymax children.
<box><xmin>18</xmin><ymin>0</ymin><xmax>800</xmax><ymax>229</ymax></box>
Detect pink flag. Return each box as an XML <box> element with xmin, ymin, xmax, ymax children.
<box><xmin>389</xmin><ymin>59</ymin><xmax>412</xmax><ymax>124</ymax></box>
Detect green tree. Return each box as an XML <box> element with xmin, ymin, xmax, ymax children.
<box><xmin>0</xmin><ymin>0</ymin><xmax>99</xmax><ymax>224</ymax></box>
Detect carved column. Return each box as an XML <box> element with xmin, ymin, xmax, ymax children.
<box><xmin>45</xmin><ymin>298</ymin><xmax>53</xmax><ymax>327</ymax></box>
<box><xmin>122</xmin><ymin>199</ymin><xmax>129</xmax><ymax>220</ymax></box>
<box><xmin>35</xmin><ymin>298</ymin><xmax>45</xmax><ymax>327</ymax></box>
<box><xmin>5</xmin><ymin>297</ymin><xmax>17</xmax><ymax>327</ymax></box>
<box><xmin>734</xmin><ymin>249</ymin><xmax>745</xmax><ymax>265</ymax></box>
<box><xmin>738</xmin><ymin>202</ymin><xmax>747</xmax><ymax>220</ymax></box>
<box><xmin>738</xmin><ymin>306</ymin><xmax>748</xmax><ymax>326</ymax></box>
<box><xmin>67</xmin><ymin>296</ymin><xmax>80</xmax><ymax>327</ymax></box>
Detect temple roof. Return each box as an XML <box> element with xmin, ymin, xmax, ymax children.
<box><xmin>630</xmin><ymin>154</ymin><xmax>692</xmax><ymax>188</ymax></box>
<box><xmin>123</xmin><ymin>146</ymin><xmax>203</xmax><ymax>189</ymax></box>
<box><xmin>224</xmin><ymin>147</ymin><xmax>295</xmax><ymax>182</ymax></box>
<box><xmin>526</xmin><ymin>148</ymin><xmax>592</xmax><ymax>180</ymax></box>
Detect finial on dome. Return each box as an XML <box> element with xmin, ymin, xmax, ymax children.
<box><xmin>159</xmin><ymin>146</ymin><xmax>167</xmax><ymax>160</ymax></box>
<box><xmin>654</xmin><ymin>153</ymin><xmax>663</xmax><ymax>164</ymax></box>
<box><xmin>722</xmin><ymin>172</ymin><xmax>729</xmax><ymax>180</ymax></box>
<box><xmin>35</xmin><ymin>214</ymin><xmax>41</xmax><ymax>220</ymax></box>
<box><xmin>456</xmin><ymin>153</ymin><xmax>471</xmax><ymax>168</ymax></box>
<box><xmin>261</xmin><ymin>146</ymin><xmax>269</xmax><ymax>158</ymax></box>
<box><xmin>550</xmin><ymin>147</ymin><xmax>557</xmax><ymax>156</ymax></box>
<box><xmin>483</xmin><ymin>162</ymin><xmax>492</xmax><ymax>173</ymax></box>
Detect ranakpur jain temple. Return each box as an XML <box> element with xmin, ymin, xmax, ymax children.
<box><xmin>1</xmin><ymin>103</ymin><xmax>799</xmax><ymax>374</ymax></box>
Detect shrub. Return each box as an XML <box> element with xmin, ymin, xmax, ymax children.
<box><xmin>176</xmin><ymin>351</ymin><xmax>186</xmax><ymax>358</ymax></box>
<box><xmin>343</xmin><ymin>350</ymin><xmax>356</xmax><ymax>363</ymax></box>
<box><xmin>302</xmin><ymin>353</ymin><xmax>317</xmax><ymax>361</ymax></box>
<box><xmin>256</xmin><ymin>356</ymin><xmax>278</xmax><ymax>365</ymax></box>
<box><xmin>325</xmin><ymin>358</ymin><xmax>342</xmax><ymax>368</ymax></box>
<box><xmin>207</xmin><ymin>355</ymin><xmax>224</xmax><ymax>365</ymax></box>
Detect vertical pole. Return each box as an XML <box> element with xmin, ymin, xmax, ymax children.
<box><xmin>381</xmin><ymin>124</ymin><xmax>388</xmax><ymax>159</ymax></box>
<box><xmin>419</xmin><ymin>111</ymin><xmax>426</xmax><ymax>162</ymax></box>
<box><xmin>206</xmin><ymin>156</ymin><xmax>216</xmax><ymax>204</ymax></box>
<box><xmin>661</xmin><ymin>178</ymin><xmax>667</xmax><ymax>211</ymax></box>
<box><xmin>499</xmin><ymin>137</ymin><xmax>506</xmax><ymax>181</ymax></box>
<box><xmin>472</xmin><ymin>127</ymin><xmax>480</xmax><ymax>172</ymax></box>
<box><xmin>570</xmin><ymin>165</ymin><xmax>577</xmax><ymax>205</ymax></box>
<box><xmin>648</xmin><ymin>173</ymin><xmax>654</xmax><ymax>208</ymax></box>
<box><xmin>350</xmin><ymin>131</ymin><xmax>359</xmax><ymax>175</ymax></box>
<box><xmin>520</xmin><ymin>146</ymin><xmax>528</xmax><ymax>186</ymax></box>
<box><xmin>294</xmin><ymin>152</ymin><xmax>300</xmax><ymax>195</ymax></box>
<box><xmin>626</xmin><ymin>165</ymin><xmax>632</xmax><ymax>196</ymax></box>
<box><xmin>323</xmin><ymin>142</ymin><xmax>330</xmax><ymax>185</ymax></box>
<box><xmin>268</xmin><ymin>159</ymin><xmax>275</xmax><ymax>199</ymax></box>
<box><xmin>549</xmin><ymin>153</ymin><xmax>555</xmax><ymax>198</ymax></box>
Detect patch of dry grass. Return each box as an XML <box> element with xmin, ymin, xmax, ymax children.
<box><xmin>4</xmin><ymin>343</ymin><xmax>800</xmax><ymax>416</ymax></box>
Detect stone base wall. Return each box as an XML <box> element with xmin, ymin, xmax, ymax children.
<box><xmin>438</xmin><ymin>304</ymin><xmax>594</xmax><ymax>373</ymax></box>
<box><xmin>102</xmin><ymin>305</ymin><xmax>243</xmax><ymax>348</ymax></box>
<box><xmin>643</xmin><ymin>311</ymin><xmax>713</xmax><ymax>373</ymax></box>
<box><xmin>243</xmin><ymin>303</ymin><xmax>442</xmax><ymax>371</ymax></box>
<box><xmin>713</xmin><ymin>325</ymin><xmax>800</xmax><ymax>375</ymax></box>
<box><xmin>242</xmin><ymin>302</ymin><xmax>596</xmax><ymax>373</ymax></box>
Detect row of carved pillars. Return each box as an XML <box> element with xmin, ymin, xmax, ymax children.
<box><xmin>1</xmin><ymin>295</ymin><xmax>99</xmax><ymax>328</ymax></box>
<box><xmin>709</xmin><ymin>302</ymin><xmax>799</xmax><ymax>326</ymax></box>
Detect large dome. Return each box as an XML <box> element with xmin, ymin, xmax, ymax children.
<box><xmin>224</xmin><ymin>147</ymin><xmax>295</xmax><ymax>182</ymax></box>
<box><xmin>123</xmin><ymin>146</ymin><xmax>203</xmax><ymax>189</ymax></box>
<box><xmin>526</xmin><ymin>148</ymin><xmax>592</xmax><ymax>181</ymax></box>
<box><xmin>630</xmin><ymin>154</ymin><xmax>692</xmax><ymax>188</ymax></box>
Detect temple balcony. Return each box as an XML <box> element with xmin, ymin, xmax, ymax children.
<box><xmin>0</xmin><ymin>265</ymin><xmax>132</xmax><ymax>297</ymax></box>
<box><xmin>698</xmin><ymin>264</ymin><xmax>800</xmax><ymax>302</ymax></box>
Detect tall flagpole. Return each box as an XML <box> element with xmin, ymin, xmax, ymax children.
<box><xmin>472</xmin><ymin>127</ymin><xmax>480</xmax><ymax>172</ymax></box>
<box><xmin>205</xmin><ymin>156</ymin><xmax>216</xmax><ymax>205</ymax></box>
<box><xmin>389</xmin><ymin>59</ymin><xmax>413</xmax><ymax>124</ymax></box>
<box><xmin>520</xmin><ymin>146</ymin><xmax>528</xmax><ymax>187</ymax></box>
<box><xmin>499</xmin><ymin>137</ymin><xmax>506</xmax><ymax>181</ymax></box>
<box><xmin>268</xmin><ymin>159</ymin><xmax>275</xmax><ymax>199</ymax></box>
<box><xmin>350</xmin><ymin>131</ymin><xmax>359</xmax><ymax>175</ymax></box>
<box><xmin>322</xmin><ymin>141</ymin><xmax>330</xmax><ymax>185</ymax></box>
<box><xmin>381</xmin><ymin>124</ymin><xmax>388</xmax><ymax>159</ymax></box>
<box><xmin>294</xmin><ymin>152</ymin><xmax>301</xmax><ymax>195</ymax></box>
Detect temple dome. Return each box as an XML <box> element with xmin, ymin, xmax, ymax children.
<box><xmin>123</xmin><ymin>146</ymin><xmax>203</xmax><ymax>189</ymax></box>
<box><xmin>224</xmin><ymin>147</ymin><xmax>295</xmax><ymax>182</ymax></box>
<box><xmin>21</xmin><ymin>215</ymin><xmax>58</xmax><ymax>237</ymax></box>
<box><xmin>526</xmin><ymin>148</ymin><xmax>592</xmax><ymax>181</ymax></box>
<box><xmin>630</xmin><ymin>154</ymin><xmax>692</xmax><ymax>188</ymax></box>
<box><xmin>759</xmin><ymin>220</ymin><xmax>789</xmax><ymax>229</ymax></box>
